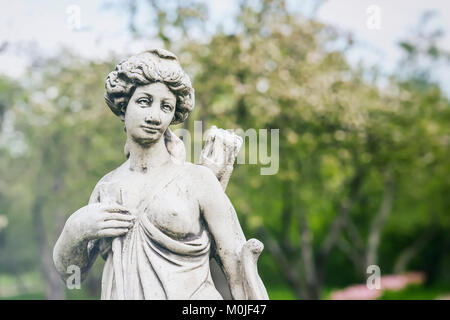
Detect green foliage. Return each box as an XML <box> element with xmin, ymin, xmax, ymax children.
<box><xmin>0</xmin><ymin>0</ymin><xmax>449</xmax><ymax>299</ymax></box>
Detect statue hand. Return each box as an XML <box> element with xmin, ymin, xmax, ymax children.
<box><xmin>67</xmin><ymin>203</ymin><xmax>136</xmax><ymax>242</ymax></box>
<box><xmin>199</xmin><ymin>126</ymin><xmax>242</xmax><ymax>185</ymax></box>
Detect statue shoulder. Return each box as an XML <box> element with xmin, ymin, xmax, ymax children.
<box><xmin>97</xmin><ymin>159</ymin><xmax>130</xmax><ymax>184</ymax></box>
<box><xmin>89</xmin><ymin>160</ymin><xmax>130</xmax><ymax>203</ymax></box>
<box><xmin>182</xmin><ymin>162</ymin><xmax>222</xmax><ymax>192</ymax></box>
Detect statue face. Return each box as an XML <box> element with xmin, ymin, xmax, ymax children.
<box><xmin>124</xmin><ymin>82</ymin><xmax>176</xmax><ymax>145</ymax></box>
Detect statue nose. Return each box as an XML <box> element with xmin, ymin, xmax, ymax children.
<box><xmin>144</xmin><ymin>113</ymin><xmax>161</xmax><ymax>125</ymax></box>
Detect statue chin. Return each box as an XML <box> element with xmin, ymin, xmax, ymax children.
<box><xmin>131</xmin><ymin>132</ymin><xmax>163</xmax><ymax>146</ymax></box>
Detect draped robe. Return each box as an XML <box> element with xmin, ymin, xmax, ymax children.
<box><xmin>89</xmin><ymin>161</ymin><xmax>223</xmax><ymax>300</ymax></box>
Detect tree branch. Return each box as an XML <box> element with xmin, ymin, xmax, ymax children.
<box><xmin>366</xmin><ymin>171</ymin><xmax>394</xmax><ymax>267</ymax></box>
<box><xmin>256</xmin><ymin>226</ymin><xmax>305</xmax><ymax>299</ymax></box>
<box><xmin>298</xmin><ymin>209</ymin><xmax>319</xmax><ymax>299</ymax></box>
<box><xmin>394</xmin><ymin>226</ymin><xmax>435</xmax><ymax>274</ymax></box>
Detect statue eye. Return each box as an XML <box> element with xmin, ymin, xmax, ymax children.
<box><xmin>137</xmin><ymin>97</ymin><xmax>152</xmax><ymax>106</ymax></box>
<box><xmin>161</xmin><ymin>103</ymin><xmax>173</xmax><ymax>112</ymax></box>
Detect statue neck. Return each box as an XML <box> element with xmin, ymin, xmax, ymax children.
<box><xmin>127</xmin><ymin>135</ymin><xmax>172</xmax><ymax>173</ymax></box>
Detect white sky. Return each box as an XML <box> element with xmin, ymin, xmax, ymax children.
<box><xmin>317</xmin><ymin>0</ymin><xmax>450</xmax><ymax>70</ymax></box>
<box><xmin>0</xmin><ymin>0</ymin><xmax>449</xmax><ymax>92</ymax></box>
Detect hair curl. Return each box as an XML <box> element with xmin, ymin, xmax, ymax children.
<box><xmin>105</xmin><ymin>48</ymin><xmax>194</xmax><ymax>124</ymax></box>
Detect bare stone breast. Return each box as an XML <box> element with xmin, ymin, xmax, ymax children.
<box><xmin>108</xmin><ymin>167</ymin><xmax>203</xmax><ymax>240</ymax></box>
<box><xmin>144</xmin><ymin>180</ymin><xmax>202</xmax><ymax>239</ymax></box>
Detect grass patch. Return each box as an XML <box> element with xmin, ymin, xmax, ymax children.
<box><xmin>267</xmin><ymin>286</ymin><xmax>296</xmax><ymax>300</ymax></box>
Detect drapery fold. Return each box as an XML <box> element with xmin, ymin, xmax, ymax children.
<box><xmin>101</xmin><ymin>213</ymin><xmax>214</xmax><ymax>299</ymax></box>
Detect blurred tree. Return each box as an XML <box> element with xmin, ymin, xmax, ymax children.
<box><xmin>0</xmin><ymin>53</ymin><xmax>124</xmax><ymax>299</ymax></box>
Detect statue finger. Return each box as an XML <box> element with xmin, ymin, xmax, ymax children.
<box><xmin>101</xmin><ymin>220</ymin><xmax>134</xmax><ymax>229</ymax></box>
<box><xmin>203</xmin><ymin>126</ymin><xmax>217</xmax><ymax>142</ymax></box>
<box><xmin>201</xmin><ymin>137</ymin><xmax>215</xmax><ymax>158</ymax></box>
<box><xmin>103</xmin><ymin>212</ymin><xmax>136</xmax><ymax>221</ymax></box>
<box><xmin>97</xmin><ymin>228</ymin><xmax>129</xmax><ymax>238</ymax></box>
<box><xmin>103</xmin><ymin>204</ymin><xmax>130</xmax><ymax>213</ymax></box>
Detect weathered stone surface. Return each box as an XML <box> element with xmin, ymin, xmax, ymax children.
<box><xmin>53</xmin><ymin>48</ymin><xmax>268</xmax><ymax>300</ymax></box>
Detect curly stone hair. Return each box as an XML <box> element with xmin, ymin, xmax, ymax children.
<box><xmin>104</xmin><ymin>48</ymin><xmax>195</xmax><ymax>124</ymax></box>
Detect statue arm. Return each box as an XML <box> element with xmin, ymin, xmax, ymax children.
<box><xmin>197</xmin><ymin>166</ymin><xmax>247</xmax><ymax>300</ymax></box>
<box><xmin>198</xmin><ymin>126</ymin><xmax>268</xmax><ymax>300</ymax></box>
<box><xmin>53</xmin><ymin>186</ymin><xmax>101</xmax><ymax>282</ymax></box>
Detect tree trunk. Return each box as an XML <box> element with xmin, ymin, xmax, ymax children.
<box><xmin>32</xmin><ymin>198</ymin><xmax>65</xmax><ymax>300</ymax></box>
<box><xmin>257</xmin><ymin>227</ymin><xmax>305</xmax><ymax>299</ymax></box>
<box><xmin>280</xmin><ymin>180</ymin><xmax>294</xmax><ymax>254</ymax></box>
<box><xmin>394</xmin><ymin>227</ymin><xmax>434</xmax><ymax>274</ymax></box>
<box><xmin>317</xmin><ymin>170</ymin><xmax>364</xmax><ymax>286</ymax></box>
<box><xmin>366</xmin><ymin>172</ymin><xmax>394</xmax><ymax>268</ymax></box>
<box><xmin>298</xmin><ymin>210</ymin><xmax>319</xmax><ymax>299</ymax></box>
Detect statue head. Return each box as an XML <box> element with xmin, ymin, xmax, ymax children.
<box><xmin>105</xmin><ymin>48</ymin><xmax>194</xmax><ymax>124</ymax></box>
<box><xmin>105</xmin><ymin>48</ymin><xmax>194</xmax><ymax>159</ymax></box>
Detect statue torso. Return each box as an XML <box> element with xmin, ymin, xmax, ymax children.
<box><xmin>97</xmin><ymin>160</ymin><xmax>221</xmax><ymax>300</ymax></box>
<box><xmin>102</xmin><ymin>160</ymin><xmax>205</xmax><ymax>241</ymax></box>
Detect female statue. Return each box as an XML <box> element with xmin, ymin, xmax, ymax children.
<box><xmin>53</xmin><ymin>48</ymin><xmax>268</xmax><ymax>300</ymax></box>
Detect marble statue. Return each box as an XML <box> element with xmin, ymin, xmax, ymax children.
<box><xmin>53</xmin><ymin>48</ymin><xmax>268</xmax><ymax>300</ymax></box>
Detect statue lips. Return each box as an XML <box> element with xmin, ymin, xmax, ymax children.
<box><xmin>140</xmin><ymin>125</ymin><xmax>160</xmax><ymax>134</ymax></box>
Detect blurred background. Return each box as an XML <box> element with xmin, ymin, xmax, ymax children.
<box><xmin>0</xmin><ymin>0</ymin><xmax>449</xmax><ymax>300</ymax></box>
